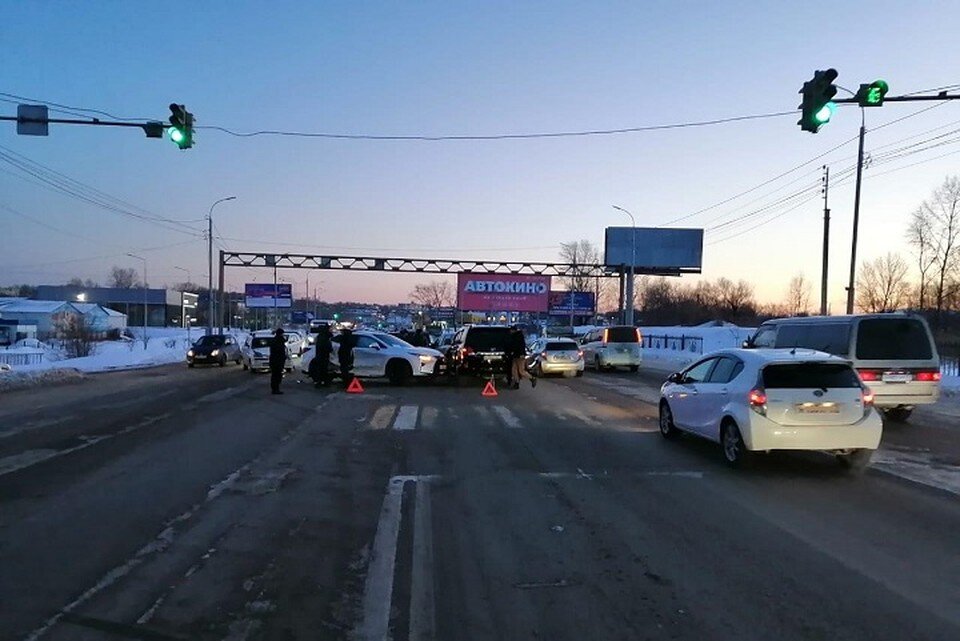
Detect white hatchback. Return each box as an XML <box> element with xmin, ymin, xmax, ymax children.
<box><xmin>659</xmin><ymin>349</ymin><xmax>882</xmax><ymax>471</ymax></box>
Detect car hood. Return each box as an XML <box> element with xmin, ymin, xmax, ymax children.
<box><xmin>406</xmin><ymin>346</ymin><xmax>444</xmax><ymax>358</ymax></box>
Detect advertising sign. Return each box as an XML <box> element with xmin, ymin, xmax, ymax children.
<box><xmin>548</xmin><ymin>291</ymin><xmax>596</xmax><ymax>315</ymax></box>
<box><xmin>457</xmin><ymin>274</ymin><xmax>551</xmax><ymax>312</ymax></box>
<box><xmin>604</xmin><ymin>227</ymin><xmax>703</xmax><ymax>272</ymax></box>
<box><xmin>244</xmin><ymin>283</ymin><xmax>293</xmax><ymax>308</ymax></box>
<box><xmin>290</xmin><ymin>310</ymin><xmax>309</xmax><ymax>324</ymax></box>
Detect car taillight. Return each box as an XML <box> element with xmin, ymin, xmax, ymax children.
<box><xmin>915</xmin><ymin>371</ymin><xmax>941</xmax><ymax>382</ymax></box>
<box><xmin>748</xmin><ymin>388</ymin><xmax>767</xmax><ymax>415</ymax></box>
<box><xmin>461</xmin><ymin>346</ymin><xmax>474</xmax><ymax>357</ymax></box>
<box><xmin>857</xmin><ymin>369</ymin><xmax>880</xmax><ymax>382</ymax></box>
<box><xmin>862</xmin><ymin>388</ymin><xmax>875</xmax><ymax>407</ymax></box>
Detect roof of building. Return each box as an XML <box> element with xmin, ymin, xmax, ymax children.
<box><xmin>0</xmin><ymin>300</ymin><xmax>77</xmax><ymax>314</ymax></box>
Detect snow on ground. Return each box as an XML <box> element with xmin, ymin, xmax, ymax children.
<box><xmin>640</xmin><ymin>325</ymin><xmax>755</xmax><ymax>374</ymax></box>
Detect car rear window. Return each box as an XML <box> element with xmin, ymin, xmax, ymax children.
<box><xmin>774</xmin><ymin>323</ymin><xmax>850</xmax><ymax>355</ymax></box>
<box><xmin>545</xmin><ymin>341</ymin><xmax>578</xmax><ymax>351</ymax></box>
<box><xmin>855</xmin><ymin>318</ymin><xmax>932</xmax><ymax>360</ymax></box>
<box><xmin>605</xmin><ymin>327</ymin><xmax>639</xmax><ymax>343</ymax></box>
<box><xmin>762</xmin><ymin>363</ymin><xmax>861</xmax><ymax>389</ymax></box>
<box><xmin>465</xmin><ymin>327</ymin><xmax>512</xmax><ymax>351</ymax></box>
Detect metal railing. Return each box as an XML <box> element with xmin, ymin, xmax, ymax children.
<box><xmin>643</xmin><ymin>334</ymin><xmax>704</xmax><ymax>355</ymax></box>
<box><xmin>0</xmin><ymin>350</ymin><xmax>46</xmax><ymax>366</ymax></box>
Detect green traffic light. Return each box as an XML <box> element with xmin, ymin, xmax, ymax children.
<box><xmin>168</xmin><ymin>127</ymin><xmax>185</xmax><ymax>144</ymax></box>
<box><xmin>866</xmin><ymin>79</ymin><xmax>889</xmax><ymax>105</ymax></box>
<box><xmin>814</xmin><ymin>102</ymin><xmax>835</xmax><ymax>125</ymax></box>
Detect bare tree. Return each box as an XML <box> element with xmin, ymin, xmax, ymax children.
<box><xmin>109</xmin><ymin>266</ymin><xmax>140</xmax><ymax>289</ymax></box>
<box><xmin>914</xmin><ymin>176</ymin><xmax>960</xmax><ymax>320</ymax></box>
<box><xmin>66</xmin><ymin>277</ymin><xmax>99</xmax><ymax>287</ymax></box>
<box><xmin>906</xmin><ymin>206</ymin><xmax>938</xmax><ymax>309</ymax></box>
<box><xmin>57</xmin><ymin>313</ymin><xmax>96</xmax><ymax>358</ymax></box>
<box><xmin>715</xmin><ymin>278</ymin><xmax>755</xmax><ymax>319</ymax></box>
<box><xmin>559</xmin><ymin>240</ymin><xmax>601</xmax><ymax>293</ymax></box>
<box><xmin>785</xmin><ymin>273</ymin><xmax>812</xmax><ymax>316</ymax></box>
<box><xmin>856</xmin><ymin>253</ymin><xmax>911</xmax><ymax>313</ymax></box>
<box><xmin>410</xmin><ymin>280</ymin><xmax>454</xmax><ymax>310</ymax></box>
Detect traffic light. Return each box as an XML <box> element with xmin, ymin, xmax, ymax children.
<box><xmin>856</xmin><ymin>80</ymin><xmax>889</xmax><ymax>107</ymax></box>
<box><xmin>167</xmin><ymin>103</ymin><xmax>194</xmax><ymax>149</ymax></box>
<box><xmin>798</xmin><ymin>69</ymin><xmax>839</xmax><ymax>133</ymax></box>
<box><xmin>333</xmin><ymin>313</ymin><xmax>340</xmax><ymax>320</ymax></box>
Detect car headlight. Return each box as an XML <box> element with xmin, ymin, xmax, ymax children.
<box><xmin>418</xmin><ymin>354</ymin><xmax>436</xmax><ymax>364</ymax></box>
<box><xmin>211</xmin><ymin>349</ymin><xmax>220</xmax><ymax>357</ymax></box>
<box><xmin>187</xmin><ymin>350</ymin><xmax>194</xmax><ymax>357</ymax></box>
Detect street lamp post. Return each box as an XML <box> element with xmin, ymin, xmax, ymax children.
<box><xmin>126</xmin><ymin>252</ymin><xmax>148</xmax><ymax>350</ymax></box>
<box><xmin>174</xmin><ymin>266</ymin><xmax>192</xmax><ymax>343</ymax></box>
<box><xmin>612</xmin><ymin>205</ymin><xmax>637</xmax><ymax>326</ymax></box>
<box><xmin>207</xmin><ymin>196</ymin><xmax>237</xmax><ymax>335</ymax></box>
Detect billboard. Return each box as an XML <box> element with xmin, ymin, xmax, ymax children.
<box><xmin>604</xmin><ymin>227</ymin><xmax>703</xmax><ymax>272</ymax></box>
<box><xmin>548</xmin><ymin>291</ymin><xmax>596</xmax><ymax>315</ymax></box>
<box><xmin>457</xmin><ymin>274</ymin><xmax>551</xmax><ymax>312</ymax></box>
<box><xmin>245</xmin><ymin>283</ymin><xmax>293</xmax><ymax>308</ymax></box>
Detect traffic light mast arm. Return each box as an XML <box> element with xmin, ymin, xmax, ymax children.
<box><xmin>0</xmin><ymin>114</ymin><xmax>162</xmax><ymax>129</ymax></box>
<box><xmin>833</xmin><ymin>92</ymin><xmax>960</xmax><ymax>103</ymax></box>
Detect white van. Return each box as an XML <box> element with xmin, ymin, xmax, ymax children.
<box><xmin>580</xmin><ymin>325</ymin><xmax>642</xmax><ymax>372</ymax></box>
<box><xmin>745</xmin><ymin>314</ymin><xmax>940</xmax><ymax>421</ymax></box>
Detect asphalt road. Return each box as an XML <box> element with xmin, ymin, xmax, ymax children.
<box><xmin>1</xmin><ymin>363</ymin><xmax>959</xmax><ymax>640</ymax></box>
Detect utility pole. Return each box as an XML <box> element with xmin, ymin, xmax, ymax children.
<box><xmin>820</xmin><ymin>165</ymin><xmax>830</xmax><ymax>315</ymax></box>
<box><xmin>845</xmin><ymin>118</ymin><xmax>866</xmax><ymax>314</ymax></box>
<box><xmin>127</xmin><ymin>253</ymin><xmax>147</xmax><ymax>350</ymax></box>
<box><xmin>206</xmin><ymin>196</ymin><xmax>236</xmax><ymax>335</ymax></box>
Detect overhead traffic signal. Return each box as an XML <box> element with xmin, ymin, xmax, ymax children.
<box><xmin>856</xmin><ymin>80</ymin><xmax>889</xmax><ymax>107</ymax></box>
<box><xmin>798</xmin><ymin>69</ymin><xmax>839</xmax><ymax>133</ymax></box>
<box><xmin>167</xmin><ymin>103</ymin><xmax>194</xmax><ymax>149</ymax></box>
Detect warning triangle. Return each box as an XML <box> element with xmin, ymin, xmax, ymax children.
<box><xmin>346</xmin><ymin>377</ymin><xmax>365</xmax><ymax>394</ymax></box>
<box><xmin>481</xmin><ymin>379</ymin><xmax>498</xmax><ymax>397</ymax></box>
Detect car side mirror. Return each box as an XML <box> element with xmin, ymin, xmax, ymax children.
<box><xmin>667</xmin><ymin>372</ymin><xmax>683</xmax><ymax>384</ymax></box>
<box><xmin>741</xmin><ymin>340</ymin><xmax>751</xmax><ymax>349</ymax></box>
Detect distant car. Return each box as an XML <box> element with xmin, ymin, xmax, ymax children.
<box><xmin>580</xmin><ymin>325</ymin><xmax>642</xmax><ymax>372</ymax></box>
<box><xmin>527</xmin><ymin>338</ymin><xmax>584</xmax><ymax>378</ymax></box>
<box><xmin>744</xmin><ymin>313</ymin><xmax>940</xmax><ymax>422</ymax></box>
<box><xmin>241</xmin><ymin>331</ymin><xmax>293</xmax><ymax>373</ymax></box>
<box><xmin>444</xmin><ymin>325</ymin><xmax>514</xmax><ymax>379</ymax></box>
<box><xmin>282</xmin><ymin>329</ymin><xmax>307</xmax><ymax>356</ymax></box>
<box><xmin>659</xmin><ymin>348</ymin><xmax>882</xmax><ymax>471</ymax></box>
<box><xmin>300</xmin><ymin>330</ymin><xmax>442</xmax><ymax>385</ymax></box>
<box><xmin>187</xmin><ymin>334</ymin><xmax>242</xmax><ymax>367</ymax></box>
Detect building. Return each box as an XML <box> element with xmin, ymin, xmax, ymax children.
<box><xmin>0</xmin><ymin>300</ymin><xmax>80</xmax><ymax>339</ymax></box>
<box><xmin>0</xmin><ymin>319</ymin><xmax>37</xmax><ymax>346</ymax></box>
<box><xmin>72</xmin><ymin>303</ymin><xmax>128</xmax><ymax>335</ymax></box>
<box><xmin>34</xmin><ymin>286</ymin><xmax>192</xmax><ymax>327</ymax></box>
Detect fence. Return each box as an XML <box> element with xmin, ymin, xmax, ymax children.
<box><xmin>0</xmin><ymin>349</ymin><xmax>46</xmax><ymax>367</ymax></box>
<box><xmin>643</xmin><ymin>334</ymin><xmax>704</xmax><ymax>355</ymax></box>
<box><xmin>942</xmin><ymin>356</ymin><xmax>959</xmax><ymax>378</ymax></box>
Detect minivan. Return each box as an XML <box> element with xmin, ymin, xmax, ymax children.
<box><xmin>580</xmin><ymin>325</ymin><xmax>642</xmax><ymax>372</ymax></box>
<box><xmin>744</xmin><ymin>314</ymin><xmax>940</xmax><ymax>421</ymax></box>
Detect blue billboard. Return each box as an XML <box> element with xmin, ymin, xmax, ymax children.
<box><xmin>549</xmin><ymin>291</ymin><xmax>596</xmax><ymax>315</ymax></box>
<box><xmin>244</xmin><ymin>283</ymin><xmax>293</xmax><ymax>308</ymax></box>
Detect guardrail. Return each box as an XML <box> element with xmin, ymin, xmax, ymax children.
<box><xmin>942</xmin><ymin>357</ymin><xmax>959</xmax><ymax>378</ymax></box>
<box><xmin>643</xmin><ymin>334</ymin><xmax>704</xmax><ymax>355</ymax></box>
<box><xmin>0</xmin><ymin>349</ymin><xmax>46</xmax><ymax>367</ymax></box>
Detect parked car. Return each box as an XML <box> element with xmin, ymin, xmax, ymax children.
<box><xmin>744</xmin><ymin>313</ymin><xmax>940</xmax><ymax>422</ymax></box>
<box><xmin>282</xmin><ymin>329</ymin><xmax>307</xmax><ymax>356</ymax></box>
<box><xmin>241</xmin><ymin>331</ymin><xmax>293</xmax><ymax>373</ymax></box>
<box><xmin>444</xmin><ymin>325</ymin><xmax>514</xmax><ymax>379</ymax></box>
<box><xmin>187</xmin><ymin>334</ymin><xmax>242</xmax><ymax>367</ymax></box>
<box><xmin>580</xmin><ymin>325</ymin><xmax>642</xmax><ymax>372</ymax></box>
<box><xmin>527</xmin><ymin>337</ymin><xmax>584</xmax><ymax>377</ymax></box>
<box><xmin>659</xmin><ymin>348</ymin><xmax>882</xmax><ymax>471</ymax></box>
<box><xmin>300</xmin><ymin>330</ymin><xmax>442</xmax><ymax>385</ymax></box>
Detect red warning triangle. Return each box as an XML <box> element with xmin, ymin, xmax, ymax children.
<box><xmin>346</xmin><ymin>377</ymin><xmax>365</xmax><ymax>394</ymax></box>
<box><xmin>481</xmin><ymin>379</ymin><xmax>498</xmax><ymax>397</ymax></box>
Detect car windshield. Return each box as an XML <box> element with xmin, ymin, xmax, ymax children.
<box><xmin>762</xmin><ymin>363</ymin><xmax>861</xmax><ymax>388</ymax></box>
<box><xmin>855</xmin><ymin>318</ymin><xmax>933</xmax><ymax>360</ymax></box>
<box><xmin>251</xmin><ymin>337</ymin><xmax>271</xmax><ymax>348</ymax></box>
<box><xmin>195</xmin><ymin>336</ymin><xmax>224</xmax><ymax>347</ymax></box>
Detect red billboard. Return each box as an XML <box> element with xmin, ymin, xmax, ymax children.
<box><xmin>457</xmin><ymin>274</ymin><xmax>551</xmax><ymax>312</ymax></box>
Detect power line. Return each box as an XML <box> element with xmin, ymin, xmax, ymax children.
<box><xmin>0</xmin><ymin>91</ymin><xmax>153</xmax><ymax>122</ymax></box>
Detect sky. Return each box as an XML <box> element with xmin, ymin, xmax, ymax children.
<box><xmin>2</xmin><ymin>1</ymin><xmax>959</xmax><ymax>310</ymax></box>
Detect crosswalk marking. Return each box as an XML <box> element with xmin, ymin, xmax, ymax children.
<box><xmin>420</xmin><ymin>406</ymin><xmax>438</xmax><ymax>430</ymax></box>
<box><xmin>393</xmin><ymin>405</ymin><xmax>419</xmax><ymax>431</ymax></box>
<box><xmin>491</xmin><ymin>406</ymin><xmax>522</xmax><ymax>429</ymax></box>
<box><xmin>369</xmin><ymin>405</ymin><xmax>397</xmax><ymax>430</ymax></box>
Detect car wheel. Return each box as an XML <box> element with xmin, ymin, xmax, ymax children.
<box><xmin>594</xmin><ymin>356</ymin><xmax>602</xmax><ymax>371</ymax></box>
<box><xmin>575</xmin><ymin>370</ymin><xmax>583</xmax><ymax>377</ymax></box>
<box><xmin>837</xmin><ymin>449</ymin><xmax>873</xmax><ymax>473</ymax></box>
<box><xmin>219</xmin><ymin>355</ymin><xmax>226</xmax><ymax>367</ymax></box>
<box><xmin>242</xmin><ymin>362</ymin><xmax>248</xmax><ymax>370</ymax></box>
<box><xmin>187</xmin><ymin>362</ymin><xmax>194</xmax><ymax>368</ymax></box>
<box><xmin>388</xmin><ymin>360</ymin><xmax>413</xmax><ymax>386</ymax></box>
<box><xmin>629</xmin><ymin>365</ymin><xmax>639</xmax><ymax>373</ymax></box>
<box><xmin>883</xmin><ymin>407</ymin><xmax>913</xmax><ymax>422</ymax></box>
<box><xmin>721</xmin><ymin>421</ymin><xmax>752</xmax><ymax>468</ymax></box>
<box><xmin>659</xmin><ymin>402</ymin><xmax>680</xmax><ymax>440</ymax></box>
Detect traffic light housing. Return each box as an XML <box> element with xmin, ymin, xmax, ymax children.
<box><xmin>856</xmin><ymin>80</ymin><xmax>889</xmax><ymax>107</ymax></box>
<box><xmin>167</xmin><ymin>103</ymin><xmax>194</xmax><ymax>149</ymax></box>
<box><xmin>798</xmin><ymin>69</ymin><xmax>839</xmax><ymax>133</ymax></box>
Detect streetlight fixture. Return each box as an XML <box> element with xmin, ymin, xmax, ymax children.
<box><xmin>611</xmin><ymin>205</ymin><xmax>637</xmax><ymax>326</ymax></box>
<box><xmin>207</xmin><ymin>196</ymin><xmax>237</xmax><ymax>335</ymax></box>
<box><xmin>126</xmin><ymin>252</ymin><xmax>148</xmax><ymax>350</ymax></box>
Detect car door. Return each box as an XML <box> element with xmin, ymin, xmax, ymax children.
<box><xmin>582</xmin><ymin>331</ymin><xmax>599</xmax><ymax>365</ymax></box>
<box><xmin>697</xmin><ymin>356</ymin><xmax>744</xmax><ymax>441</ymax></box>
<box><xmin>353</xmin><ymin>335</ymin><xmax>388</xmax><ymax>376</ymax></box>
<box><xmin>666</xmin><ymin>357</ymin><xmax>718</xmax><ymax>433</ymax></box>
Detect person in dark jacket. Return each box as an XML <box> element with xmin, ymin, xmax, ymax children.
<box><xmin>269</xmin><ymin>328</ymin><xmax>288</xmax><ymax>395</ymax></box>
<box><xmin>338</xmin><ymin>327</ymin><xmax>357</xmax><ymax>386</ymax></box>
<box><xmin>308</xmin><ymin>324</ymin><xmax>333</xmax><ymax>387</ymax></box>
<box><xmin>508</xmin><ymin>326</ymin><xmax>536</xmax><ymax>389</ymax></box>
<box><xmin>412</xmin><ymin>327</ymin><xmax>428</xmax><ymax>347</ymax></box>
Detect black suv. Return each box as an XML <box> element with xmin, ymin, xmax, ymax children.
<box><xmin>445</xmin><ymin>325</ymin><xmax>513</xmax><ymax>378</ymax></box>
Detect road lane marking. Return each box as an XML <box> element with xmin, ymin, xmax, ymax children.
<box><xmin>420</xmin><ymin>407</ymin><xmax>438</xmax><ymax>430</ymax></box>
<box><xmin>538</xmin><ymin>470</ymin><xmax>704</xmax><ymax>479</ymax></box>
<box><xmin>409</xmin><ymin>481</ymin><xmax>436</xmax><ymax>641</ymax></box>
<box><xmin>357</xmin><ymin>477</ymin><xmax>406</xmax><ymax>641</ymax></box>
<box><xmin>0</xmin><ymin>415</ymin><xmax>77</xmax><ymax>439</ymax></box>
<box><xmin>369</xmin><ymin>405</ymin><xmax>397</xmax><ymax>431</ymax></box>
<box><xmin>393</xmin><ymin>405</ymin><xmax>419</xmax><ymax>431</ymax></box>
<box><xmin>491</xmin><ymin>406</ymin><xmax>522</xmax><ymax>429</ymax></box>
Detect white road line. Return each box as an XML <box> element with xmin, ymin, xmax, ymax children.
<box><xmin>393</xmin><ymin>405</ymin><xmax>419</xmax><ymax>431</ymax></box>
<box><xmin>0</xmin><ymin>415</ymin><xmax>77</xmax><ymax>439</ymax></box>
<box><xmin>357</xmin><ymin>477</ymin><xmax>406</xmax><ymax>641</ymax></box>
<box><xmin>409</xmin><ymin>481</ymin><xmax>436</xmax><ymax>641</ymax></box>
<box><xmin>420</xmin><ymin>407</ymin><xmax>438</xmax><ymax>430</ymax></box>
<box><xmin>369</xmin><ymin>405</ymin><xmax>397</xmax><ymax>431</ymax></box>
<box><xmin>565</xmin><ymin>409</ymin><xmax>600</xmax><ymax>426</ymax></box>
<box><xmin>491</xmin><ymin>406</ymin><xmax>522</xmax><ymax>429</ymax></box>
<box><xmin>538</xmin><ymin>470</ymin><xmax>704</xmax><ymax>479</ymax></box>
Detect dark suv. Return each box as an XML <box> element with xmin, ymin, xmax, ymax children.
<box><xmin>445</xmin><ymin>325</ymin><xmax>513</xmax><ymax>378</ymax></box>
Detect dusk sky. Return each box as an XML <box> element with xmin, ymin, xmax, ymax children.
<box><xmin>2</xmin><ymin>1</ymin><xmax>959</xmax><ymax>310</ymax></box>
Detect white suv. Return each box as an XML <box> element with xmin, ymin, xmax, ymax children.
<box><xmin>300</xmin><ymin>330</ymin><xmax>443</xmax><ymax>385</ymax></box>
<box><xmin>659</xmin><ymin>349</ymin><xmax>882</xmax><ymax>471</ymax></box>
<box><xmin>580</xmin><ymin>326</ymin><xmax>642</xmax><ymax>372</ymax></box>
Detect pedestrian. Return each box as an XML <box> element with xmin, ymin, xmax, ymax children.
<box><xmin>413</xmin><ymin>327</ymin><xmax>428</xmax><ymax>347</ymax></box>
<box><xmin>338</xmin><ymin>327</ymin><xmax>357</xmax><ymax>386</ymax></box>
<box><xmin>269</xmin><ymin>327</ymin><xmax>288</xmax><ymax>395</ymax></box>
<box><xmin>509</xmin><ymin>325</ymin><xmax>536</xmax><ymax>389</ymax></box>
<box><xmin>309</xmin><ymin>323</ymin><xmax>333</xmax><ymax>387</ymax></box>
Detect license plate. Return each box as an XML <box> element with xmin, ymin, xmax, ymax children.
<box><xmin>796</xmin><ymin>403</ymin><xmax>840</xmax><ymax>414</ymax></box>
<box><xmin>617</xmin><ymin>347</ymin><xmax>629</xmax><ymax>353</ymax></box>
<box><xmin>882</xmin><ymin>373</ymin><xmax>911</xmax><ymax>383</ymax></box>
<box><xmin>483</xmin><ymin>354</ymin><xmax>499</xmax><ymax>362</ymax></box>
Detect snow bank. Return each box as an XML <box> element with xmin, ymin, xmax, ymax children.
<box><xmin>0</xmin><ymin>368</ymin><xmax>86</xmax><ymax>392</ymax></box>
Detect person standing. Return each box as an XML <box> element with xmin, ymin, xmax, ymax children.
<box><xmin>269</xmin><ymin>328</ymin><xmax>288</xmax><ymax>395</ymax></box>
<box><xmin>309</xmin><ymin>324</ymin><xmax>333</xmax><ymax>387</ymax></box>
<box><xmin>338</xmin><ymin>327</ymin><xmax>357</xmax><ymax>386</ymax></box>
<box><xmin>509</xmin><ymin>326</ymin><xmax>536</xmax><ymax>389</ymax></box>
<box><xmin>413</xmin><ymin>327</ymin><xmax>428</xmax><ymax>347</ymax></box>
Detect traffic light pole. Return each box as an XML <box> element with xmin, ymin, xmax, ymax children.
<box><xmin>820</xmin><ymin>165</ymin><xmax>830</xmax><ymax>315</ymax></box>
<box><xmin>845</xmin><ymin>120</ymin><xmax>866</xmax><ymax>315</ymax></box>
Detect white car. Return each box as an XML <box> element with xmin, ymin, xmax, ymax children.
<box><xmin>283</xmin><ymin>329</ymin><xmax>307</xmax><ymax>356</ymax></box>
<box><xmin>580</xmin><ymin>325</ymin><xmax>642</xmax><ymax>372</ymax></box>
<box><xmin>658</xmin><ymin>348</ymin><xmax>882</xmax><ymax>471</ymax></box>
<box><xmin>300</xmin><ymin>330</ymin><xmax>443</xmax><ymax>385</ymax></box>
<box><xmin>241</xmin><ymin>331</ymin><xmax>293</xmax><ymax>373</ymax></box>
